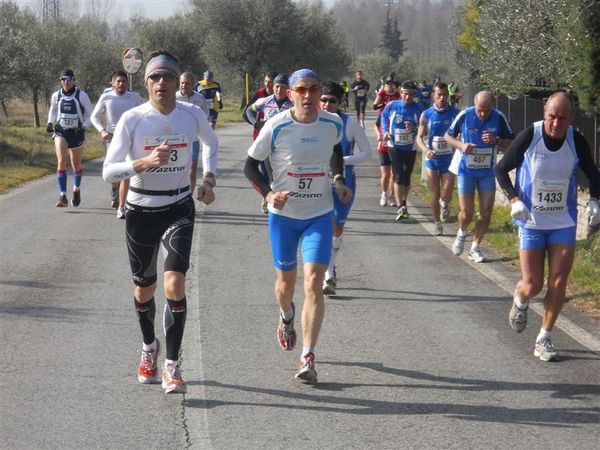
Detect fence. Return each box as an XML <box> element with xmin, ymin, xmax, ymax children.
<box><xmin>464</xmin><ymin>83</ymin><xmax>600</xmax><ymax>168</ymax></box>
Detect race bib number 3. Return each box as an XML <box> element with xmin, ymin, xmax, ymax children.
<box><xmin>532</xmin><ymin>179</ymin><xmax>567</xmax><ymax>213</ymax></box>
<box><xmin>466</xmin><ymin>147</ymin><xmax>493</xmax><ymax>169</ymax></box>
<box><xmin>144</xmin><ymin>134</ymin><xmax>190</xmax><ymax>168</ymax></box>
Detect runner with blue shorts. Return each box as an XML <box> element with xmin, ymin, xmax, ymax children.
<box><xmin>416</xmin><ymin>82</ymin><xmax>459</xmax><ymax>235</ymax></box>
<box><xmin>319</xmin><ymin>81</ymin><xmax>372</xmax><ymax>295</ymax></box>
<box><xmin>244</xmin><ymin>69</ymin><xmax>352</xmax><ymax>384</ymax></box>
<box><xmin>495</xmin><ymin>92</ymin><xmax>600</xmax><ymax>361</ymax></box>
<box><xmin>444</xmin><ymin>90</ymin><xmax>515</xmax><ymax>262</ymax></box>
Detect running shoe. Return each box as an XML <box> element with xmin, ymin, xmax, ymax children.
<box><xmin>295</xmin><ymin>352</ymin><xmax>317</xmax><ymax>384</ymax></box>
<box><xmin>387</xmin><ymin>194</ymin><xmax>397</xmax><ymax>207</ymax></box>
<box><xmin>452</xmin><ymin>233</ymin><xmax>466</xmax><ymax>255</ymax></box>
<box><xmin>508</xmin><ymin>302</ymin><xmax>528</xmax><ymax>333</ymax></box>
<box><xmin>137</xmin><ymin>339</ymin><xmax>160</xmax><ymax>384</ymax></box>
<box><xmin>440</xmin><ymin>202</ymin><xmax>449</xmax><ymax>222</ymax></box>
<box><xmin>395</xmin><ymin>206</ymin><xmax>409</xmax><ymax>221</ymax></box>
<box><xmin>277</xmin><ymin>303</ymin><xmax>296</xmax><ymax>351</ymax></box>
<box><xmin>111</xmin><ymin>199</ymin><xmax>119</xmax><ymax>209</ymax></box>
<box><xmin>260</xmin><ymin>199</ymin><xmax>269</xmax><ymax>214</ymax></box>
<box><xmin>434</xmin><ymin>222</ymin><xmax>443</xmax><ymax>236</ymax></box>
<box><xmin>468</xmin><ymin>247</ymin><xmax>486</xmax><ymax>263</ymax></box>
<box><xmin>162</xmin><ymin>360</ymin><xmax>187</xmax><ymax>394</ymax></box>
<box><xmin>323</xmin><ymin>278</ymin><xmax>336</xmax><ymax>296</ymax></box>
<box><xmin>534</xmin><ymin>337</ymin><xmax>558</xmax><ymax>362</ymax></box>
<box><xmin>117</xmin><ymin>207</ymin><xmax>127</xmax><ymax>220</ymax></box>
<box><xmin>72</xmin><ymin>190</ymin><xmax>81</xmax><ymax>207</ymax></box>
<box><xmin>56</xmin><ymin>194</ymin><xmax>68</xmax><ymax>207</ymax></box>
<box><xmin>379</xmin><ymin>192</ymin><xmax>387</xmax><ymax>207</ymax></box>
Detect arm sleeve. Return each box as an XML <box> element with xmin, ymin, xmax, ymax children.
<box><xmin>330</xmin><ymin>143</ymin><xmax>344</xmax><ymax>177</ymax></box>
<box><xmin>343</xmin><ymin>118</ymin><xmax>372</xmax><ymax>165</ymax></box>
<box><xmin>90</xmin><ymin>95</ymin><xmax>106</xmax><ymax>133</ymax></box>
<box><xmin>197</xmin><ymin>110</ymin><xmax>219</xmax><ymax>174</ymax></box>
<box><xmin>244</xmin><ymin>156</ymin><xmax>271</xmax><ymax>197</ymax></box>
<box><xmin>574</xmin><ymin>131</ymin><xmax>600</xmax><ymax>199</ymax></box>
<box><xmin>494</xmin><ymin>126</ymin><xmax>534</xmax><ymax>200</ymax></box>
<box><xmin>47</xmin><ymin>92</ymin><xmax>58</xmax><ymax>124</ymax></box>
<box><xmin>245</xmin><ymin>102</ymin><xmax>259</xmax><ymax>125</ymax></box>
<box><xmin>80</xmin><ymin>91</ymin><xmax>95</xmax><ymax>129</ymax></box>
<box><xmin>102</xmin><ymin>113</ymin><xmax>136</xmax><ymax>183</ymax></box>
<box><xmin>380</xmin><ymin>105</ymin><xmax>390</xmax><ymax>134</ymax></box>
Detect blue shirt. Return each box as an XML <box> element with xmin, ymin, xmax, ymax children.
<box><xmin>380</xmin><ymin>100</ymin><xmax>424</xmax><ymax>151</ymax></box>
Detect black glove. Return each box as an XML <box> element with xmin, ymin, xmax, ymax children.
<box><xmin>46</xmin><ymin>123</ymin><xmax>54</xmax><ymax>134</ymax></box>
<box><xmin>218</xmin><ymin>100</ymin><xmax>223</xmax><ymax>110</ymax></box>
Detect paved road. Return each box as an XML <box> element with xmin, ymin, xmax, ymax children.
<box><xmin>1</xmin><ymin>118</ymin><xmax>599</xmax><ymax>449</ymax></box>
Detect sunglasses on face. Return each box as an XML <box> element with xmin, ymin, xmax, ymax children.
<box><xmin>291</xmin><ymin>85</ymin><xmax>320</xmax><ymax>95</ymax></box>
<box><xmin>60</xmin><ymin>76</ymin><xmax>74</xmax><ymax>81</ymax></box>
<box><xmin>148</xmin><ymin>72</ymin><xmax>177</xmax><ymax>82</ymax></box>
<box><xmin>320</xmin><ymin>97</ymin><xmax>338</xmax><ymax>104</ymax></box>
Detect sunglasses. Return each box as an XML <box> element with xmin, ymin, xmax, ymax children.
<box><xmin>320</xmin><ymin>97</ymin><xmax>338</xmax><ymax>104</ymax></box>
<box><xmin>60</xmin><ymin>76</ymin><xmax>74</xmax><ymax>81</ymax></box>
<box><xmin>291</xmin><ymin>85</ymin><xmax>320</xmax><ymax>95</ymax></box>
<box><xmin>148</xmin><ymin>72</ymin><xmax>177</xmax><ymax>82</ymax></box>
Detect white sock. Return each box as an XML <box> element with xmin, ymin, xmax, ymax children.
<box><xmin>536</xmin><ymin>328</ymin><xmax>551</xmax><ymax>342</ymax></box>
<box><xmin>457</xmin><ymin>229</ymin><xmax>467</xmax><ymax>237</ymax></box>
<box><xmin>142</xmin><ymin>339</ymin><xmax>157</xmax><ymax>352</ymax></box>
<box><xmin>440</xmin><ymin>200</ymin><xmax>448</xmax><ymax>208</ymax></box>
<box><xmin>470</xmin><ymin>242</ymin><xmax>479</xmax><ymax>251</ymax></box>
<box><xmin>280</xmin><ymin>306</ymin><xmax>294</xmax><ymax>322</ymax></box>
<box><xmin>165</xmin><ymin>358</ymin><xmax>178</xmax><ymax>367</ymax></box>
<box><xmin>513</xmin><ymin>292</ymin><xmax>528</xmax><ymax>309</ymax></box>
<box><xmin>302</xmin><ymin>347</ymin><xmax>314</xmax><ymax>357</ymax></box>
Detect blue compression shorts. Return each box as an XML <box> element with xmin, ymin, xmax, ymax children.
<box><xmin>518</xmin><ymin>226</ymin><xmax>576</xmax><ymax>250</ymax></box>
<box><xmin>457</xmin><ymin>174</ymin><xmax>496</xmax><ymax>195</ymax></box>
<box><xmin>268</xmin><ymin>212</ymin><xmax>333</xmax><ymax>271</ymax></box>
<box><xmin>332</xmin><ymin>179</ymin><xmax>356</xmax><ymax>225</ymax></box>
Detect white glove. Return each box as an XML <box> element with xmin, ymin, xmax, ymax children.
<box><xmin>586</xmin><ymin>198</ymin><xmax>600</xmax><ymax>226</ymax></box>
<box><xmin>511</xmin><ymin>199</ymin><xmax>531</xmax><ymax>221</ymax></box>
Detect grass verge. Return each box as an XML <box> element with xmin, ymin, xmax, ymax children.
<box><xmin>410</xmin><ymin>153</ymin><xmax>599</xmax><ymax>318</ymax></box>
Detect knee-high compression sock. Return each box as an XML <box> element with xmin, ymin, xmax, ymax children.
<box><xmin>57</xmin><ymin>170</ymin><xmax>67</xmax><ymax>194</ymax></box>
<box><xmin>134</xmin><ymin>297</ymin><xmax>156</xmax><ymax>345</ymax></box>
<box><xmin>73</xmin><ymin>169</ymin><xmax>83</xmax><ymax>189</ymax></box>
<box><xmin>164</xmin><ymin>297</ymin><xmax>187</xmax><ymax>361</ymax></box>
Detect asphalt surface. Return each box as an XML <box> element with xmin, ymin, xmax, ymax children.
<box><xmin>1</xmin><ymin>117</ymin><xmax>599</xmax><ymax>449</ymax></box>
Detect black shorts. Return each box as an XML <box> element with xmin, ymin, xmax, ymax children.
<box><xmin>354</xmin><ymin>97</ymin><xmax>367</xmax><ymax>114</ymax></box>
<box><xmin>388</xmin><ymin>149</ymin><xmax>417</xmax><ymax>186</ymax></box>
<box><xmin>207</xmin><ymin>109</ymin><xmax>219</xmax><ymax>124</ymax></box>
<box><xmin>379</xmin><ymin>151</ymin><xmax>391</xmax><ymax>166</ymax></box>
<box><xmin>125</xmin><ymin>196</ymin><xmax>195</xmax><ymax>287</ymax></box>
<box><xmin>54</xmin><ymin>126</ymin><xmax>85</xmax><ymax>149</ymax></box>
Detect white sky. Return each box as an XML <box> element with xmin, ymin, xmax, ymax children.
<box><xmin>10</xmin><ymin>0</ymin><xmax>334</xmax><ymax>21</ymax></box>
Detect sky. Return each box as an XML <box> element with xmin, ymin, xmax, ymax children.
<box><xmin>11</xmin><ymin>0</ymin><xmax>335</xmax><ymax>21</ymax></box>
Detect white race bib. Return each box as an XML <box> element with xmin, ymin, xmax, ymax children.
<box><xmin>356</xmin><ymin>89</ymin><xmax>366</xmax><ymax>97</ymax></box>
<box><xmin>431</xmin><ymin>136</ymin><xmax>451</xmax><ymax>155</ymax></box>
<box><xmin>394</xmin><ymin>128</ymin><xmax>413</xmax><ymax>146</ymax></box>
<box><xmin>532</xmin><ymin>179</ymin><xmax>567</xmax><ymax>213</ymax></box>
<box><xmin>144</xmin><ymin>134</ymin><xmax>190</xmax><ymax>168</ymax></box>
<box><xmin>59</xmin><ymin>113</ymin><xmax>79</xmax><ymax>129</ymax></box>
<box><xmin>285</xmin><ymin>164</ymin><xmax>328</xmax><ymax>198</ymax></box>
<box><xmin>466</xmin><ymin>147</ymin><xmax>493</xmax><ymax>169</ymax></box>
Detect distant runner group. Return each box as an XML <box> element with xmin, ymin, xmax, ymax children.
<box><xmin>45</xmin><ymin>53</ymin><xmax>600</xmax><ymax>392</ymax></box>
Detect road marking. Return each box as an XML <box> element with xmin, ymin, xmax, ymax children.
<box><xmin>412</xmin><ymin>204</ymin><xmax>600</xmax><ymax>352</ymax></box>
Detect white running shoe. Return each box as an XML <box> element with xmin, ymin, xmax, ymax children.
<box><xmin>162</xmin><ymin>361</ymin><xmax>187</xmax><ymax>394</ymax></box>
<box><xmin>440</xmin><ymin>201</ymin><xmax>449</xmax><ymax>222</ymax></box>
<box><xmin>452</xmin><ymin>233</ymin><xmax>466</xmax><ymax>255</ymax></box>
<box><xmin>387</xmin><ymin>194</ymin><xmax>397</xmax><ymax>207</ymax></box>
<box><xmin>468</xmin><ymin>247</ymin><xmax>486</xmax><ymax>263</ymax></box>
<box><xmin>534</xmin><ymin>338</ymin><xmax>558</xmax><ymax>362</ymax></box>
<box><xmin>116</xmin><ymin>207</ymin><xmax>127</xmax><ymax>220</ymax></box>
<box><xmin>379</xmin><ymin>192</ymin><xmax>387</xmax><ymax>207</ymax></box>
<box><xmin>434</xmin><ymin>222</ymin><xmax>443</xmax><ymax>236</ymax></box>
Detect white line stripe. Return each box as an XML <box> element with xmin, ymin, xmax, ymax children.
<box><xmin>411</xmin><ymin>203</ymin><xmax>600</xmax><ymax>352</ymax></box>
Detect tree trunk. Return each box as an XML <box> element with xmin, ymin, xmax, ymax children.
<box><xmin>33</xmin><ymin>87</ymin><xmax>40</xmax><ymax>127</ymax></box>
<box><xmin>1</xmin><ymin>99</ymin><xmax>8</xmax><ymax>117</ymax></box>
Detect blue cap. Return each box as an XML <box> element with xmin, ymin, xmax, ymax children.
<box><xmin>288</xmin><ymin>69</ymin><xmax>319</xmax><ymax>88</ymax></box>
